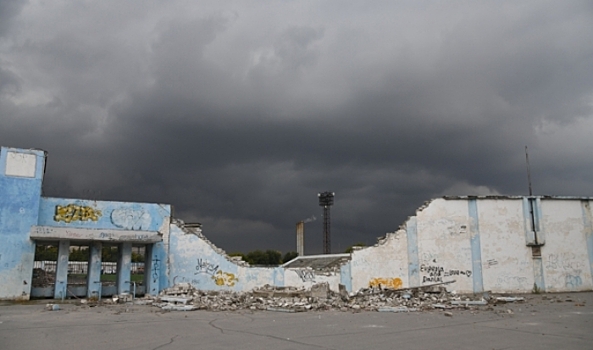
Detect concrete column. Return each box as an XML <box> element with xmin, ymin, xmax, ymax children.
<box><xmin>116</xmin><ymin>242</ymin><xmax>132</xmax><ymax>295</ymax></box>
<box><xmin>54</xmin><ymin>240</ymin><xmax>70</xmax><ymax>299</ymax></box>
<box><xmin>144</xmin><ymin>244</ymin><xmax>157</xmax><ymax>296</ymax></box>
<box><xmin>86</xmin><ymin>242</ymin><xmax>102</xmax><ymax>299</ymax></box>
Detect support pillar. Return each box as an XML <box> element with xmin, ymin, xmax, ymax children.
<box><xmin>86</xmin><ymin>242</ymin><xmax>102</xmax><ymax>299</ymax></box>
<box><xmin>144</xmin><ymin>244</ymin><xmax>158</xmax><ymax>296</ymax></box>
<box><xmin>116</xmin><ymin>242</ymin><xmax>132</xmax><ymax>295</ymax></box>
<box><xmin>54</xmin><ymin>240</ymin><xmax>70</xmax><ymax>299</ymax></box>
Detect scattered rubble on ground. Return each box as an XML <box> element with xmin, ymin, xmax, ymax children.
<box><xmin>109</xmin><ymin>281</ymin><xmax>530</xmax><ymax>313</ymax></box>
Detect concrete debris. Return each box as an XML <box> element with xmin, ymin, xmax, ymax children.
<box><xmin>451</xmin><ymin>299</ymin><xmax>488</xmax><ymax>306</ymax></box>
<box><xmin>46</xmin><ymin>303</ymin><xmax>60</xmax><ymax>311</ymax></box>
<box><xmin>495</xmin><ymin>297</ymin><xmax>525</xmax><ymax>303</ymax></box>
<box><xmin>139</xmin><ymin>282</ymin><xmax>517</xmax><ymax>313</ymax></box>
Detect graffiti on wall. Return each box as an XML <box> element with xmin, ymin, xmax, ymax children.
<box><xmin>420</xmin><ymin>264</ymin><xmax>472</xmax><ymax>283</ymax></box>
<box><xmin>195</xmin><ymin>258</ymin><xmax>219</xmax><ymax>276</ymax></box>
<box><xmin>152</xmin><ymin>257</ymin><xmax>161</xmax><ymax>285</ymax></box>
<box><xmin>111</xmin><ymin>209</ymin><xmax>151</xmax><ymax>230</ymax></box>
<box><xmin>54</xmin><ymin>204</ymin><xmax>102</xmax><ymax>223</ymax></box>
<box><xmin>565</xmin><ymin>274</ymin><xmax>582</xmax><ymax>289</ymax></box>
<box><xmin>212</xmin><ymin>271</ymin><xmax>238</xmax><ymax>287</ymax></box>
<box><xmin>546</xmin><ymin>253</ymin><xmax>583</xmax><ymax>271</ymax></box>
<box><xmin>369</xmin><ymin>277</ymin><xmax>402</xmax><ymax>289</ymax></box>
<box><xmin>295</xmin><ymin>269</ymin><xmax>316</xmax><ymax>282</ymax></box>
<box><xmin>484</xmin><ymin>259</ymin><xmax>499</xmax><ymax>268</ymax></box>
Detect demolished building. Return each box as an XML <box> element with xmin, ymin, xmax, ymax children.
<box><xmin>1</xmin><ymin>146</ymin><xmax>592</xmax><ymax>300</ymax></box>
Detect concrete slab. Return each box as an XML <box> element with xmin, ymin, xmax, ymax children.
<box><xmin>0</xmin><ymin>292</ymin><xmax>591</xmax><ymax>350</ymax></box>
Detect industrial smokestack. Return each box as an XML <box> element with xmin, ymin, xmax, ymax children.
<box><xmin>296</xmin><ymin>221</ymin><xmax>305</xmax><ymax>256</ymax></box>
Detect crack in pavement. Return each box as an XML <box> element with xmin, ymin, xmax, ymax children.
<box><xmin>151</xmin><ymin>334</ymin><xmax>178</xmax><ymax>350</ymax></box>
<box><xmin>207</xmin><ymin>318</ymin><xmax>337</xmax><ymax>350</ymax></box>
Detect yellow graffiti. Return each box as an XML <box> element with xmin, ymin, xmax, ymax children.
<box><xmin>212</xmin><ymin>270</ymin><xmax>238</xmax><ymax>287</ymax></box>
<box><xmin>54</xmin><ymin>204</ymin><xmax>102</xmax><ymax>223</ymax></box>
<box><xmin>369</xmin><ymin>277</ymin><xmax>402</xmax><ymax>290</ymax></box>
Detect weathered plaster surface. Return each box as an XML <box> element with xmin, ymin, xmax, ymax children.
<box><xmin>540</xmin><ymin>200</ymin><xmax>592</xmax><ymax>292</ymax></box>
<box><xmin>350</xmin><ymin>231</ymin><xmax>408</xmax><ymax>292</ymax></box>
<box><xmin>38</xmin><ymin>198</ymin><xmax>171</xmax><ymax>233</ymax></box>
<box><xmin>478</xmin><ymin>199</ymin><xmax>534</xmax><ymax>293</ymax></box>
<box><xmin>0</xmin><ymin>148</ymin><xmax>45</xmax><ymax>300</ymax></box>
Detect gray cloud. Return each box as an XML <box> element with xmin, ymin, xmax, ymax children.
<box><xmin>1</xmin><ymin>1</ymin><xmax>592</xmax><ymax>254</ymax></box>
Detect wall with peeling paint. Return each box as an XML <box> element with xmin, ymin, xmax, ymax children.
<box><xmin>168</xmin><ymin>223</ymin><xmax>284</xmax><ymax>292</ymax></box>
<box><xmin>284</xmin><ymin>268</ymin><xmax>341</xmax><ymax>291</ymax></box>
<box><xmin>38</xmin><ymin>198</ymin><xmax>171</xmax><ymax>232</ymax></box>
<box><xmin>2</xmin><ymin>144</ymin><xmax>592</xmax><ymax>299</ymax></box>
<box><xmin>350</xmin><ymin>231</ymin><xmax>408</xmax><ymax>292</ymax></box>
<box><xmin>0</xmin><ymin>147</ymin><xmax>46</xmax><ymax>300</ymax></box>
<box><xmin>349</xmin><ymin>197</ymin><xmax>593</xmax><ymax>294</ymax></box>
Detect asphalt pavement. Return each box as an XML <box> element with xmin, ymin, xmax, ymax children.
<box><xmin>1</xmin><ymin>292</ymin><xmax>591</xmax><ymax>350</ymax></box>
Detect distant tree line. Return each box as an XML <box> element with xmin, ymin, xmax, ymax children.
<box><xmin>35</xmin><ymin>245</ymin><xmax>144</xmax><ymax>263</ymax></box>
<box><xmin>229</xmin><ymin>250</ymin><xmax>298</xmax><ymax>266</ymax></box>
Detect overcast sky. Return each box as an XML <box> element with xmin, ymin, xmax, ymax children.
<box><xmin>1</xmin><ymin>0</ymin><xmax>592</xmax><ymax>254</ymax></box>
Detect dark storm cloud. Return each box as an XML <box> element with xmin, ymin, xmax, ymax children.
<box><xmin>1</xmin><ymin>1</ymin><xmax>592</xmax><ymax>253</ymax></box>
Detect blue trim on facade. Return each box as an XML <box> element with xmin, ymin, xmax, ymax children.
<box><xmin>0</xmin><ymin>148</ymin><xmax>46</xmax><ymax>299</ymax></box>
<box><xmin>86</xmin><ymin>242</ymin><xmax>102</xmax><ymax>298</ymax></box>
<box><xmin>534</xmin><ymin>197</ymin><xmax>545</xmax><ymax>244</ymax></box>
<box><xmin>116</xmin><ymin>242</ymin><xmax>132</xmax><ymax>294</ymax></box>
<box><xmin>340</xmin><ymin>262</ymin><xmax>352</xmax><ymax>292</ymax></box>
<box><xmin>533</xmin><ymin>257</ymin><xmax>546</xmax><ymax>292</ymax></box>
<box><xmin>581</xmin><ymin>200</ymin><xmax>593</xmax><ymax>287</ymax></box>
<box><xmin>468</xmin><ymin>199</ymin><xmax>484</xmax><ymax>293</ymax></box>
<box><xmin>406</xmin><ymin>217</ymin><xmax>420</xmax><ymax>287</ymax></box>
<box><xmin>522</xmin><ymin>198</ymin><xmax>536</xmax><ymax>244</ymax></box>
<box><xmin>38</xmin><ymin>197</ymin><xmax>171</xmax><ymax>232</ymax></box>
<box><xmin>54</xmin><ymin>240</ymin><xmax>70</xmax><ymax>299</ymax></box>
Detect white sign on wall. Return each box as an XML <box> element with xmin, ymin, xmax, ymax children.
<box><xmin>5</xmin><ymin>151</ymin><xmax>37</xmax><ymax>178</ymax></box>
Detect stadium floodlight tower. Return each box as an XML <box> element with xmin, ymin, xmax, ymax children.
<box><xmin>318</xmin><ymin>191</ymin><xmax>335</xmax><ymax>254</ymax></box>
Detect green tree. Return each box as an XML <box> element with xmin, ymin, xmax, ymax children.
<box><xmin>69</xmin><ymin>247</ymin><xmax>89</xmax><ymax>261</ymax></box>
<box><xmin>282</xmin><ymin>251</ymin><xmax>298</xmax><ymax>263</ymax></box>
<box><xmin>34</xmin><ymin>245</ymin><xmax>58</xmax><ymax>261</ymax></box>
<box><xmin>131</xmin><ymin>252</ymin><xmax>144</xmax><ymax>263</ymax></box>
<box><xmin>102</xmin><ymin>246</ymin><xmax>118</xmax><ymax>262</ymax></box>
<box><xmin>344</xmin><ymin>242</ymin><xmax>366</xmax><ymax>254</ymax></box>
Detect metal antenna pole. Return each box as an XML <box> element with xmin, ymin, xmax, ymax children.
<box><xmin>525</xmin><ymin>146</ymin><xmax>533</xmax><ymax>196</ymax></box>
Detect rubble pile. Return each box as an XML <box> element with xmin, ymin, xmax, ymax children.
<box><xmin>32</xmin><ymin>268</ymin><xmax>55</xmax><ymax>287</ymax></box>
<box><xmin>141</xmin><ymin>282</ymin><xmax>523</xmax><ymax>313</ymax></box>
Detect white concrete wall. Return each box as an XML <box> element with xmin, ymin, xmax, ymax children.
<box><xmin>284</xmin><ymin>268</ymin><xmax>341</xmax><ymax>291</ymax></box>
<box><xmin>164</xmin><ymin>197</ymin><xmax>593</xmax><ymax>295</ymax></box>
<box><xmin>416</xmin><ymin>199</ymin><xmax>474</xmax><ymax>292</ymax></box>
<box><xmin>348</xmin><ymin>197</ymin><xmax>593</xmax><ymax>294</ymax></box>
<box><xmin>540</xmin><ymin>200</ymin><xmax>592</xmax><ymax>292</ymax></box>
<box><xmin>350</xmin><ymin>231</ymin><xmax>408</xmax><ymax>292</ymax></box>
<box><xmin>478</xmin><ymin>199</ymin><xmax>534</xmax><ymax>293</ymax></box>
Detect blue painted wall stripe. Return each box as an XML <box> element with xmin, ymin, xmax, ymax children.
<box><xmin>533</xmin><ymin>257</ymin><xmax>546</xmax><ymax>292</ymax></box>
<box><xmin>468</xmin><ymin>199</ymin><xmax>484</xmax><ymax>293</ymax></box>
<box><xmin>340</xmin><ymin>262</ymin><xmax>352</xmax><ymax>292</ymax></box>
<box><xmin>522</xmin><ymin>198</ymin><xmax>536</xmax><ymax>244</ymax></box>
<box><xmin>406</xmin><ymin>217</ymin><xmax>420</xmax><ymax>287</ymax></box>
<box><xmin>581</xmin><ymin>200</ymin><xmax>593</xmax><ymax>287</ymax></box>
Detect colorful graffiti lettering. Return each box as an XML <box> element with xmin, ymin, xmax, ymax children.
<box><xmin>212</xmin><ymin>271</ymin><xmax>238</xmax><ymax>287</ymax></box>
<box><xmin>369</xmin><ymin>277</ymin><xmax>402</xmax><ymax>289</ymax></box>
<box><xmin>54</xmin><ymin>204</ymin><xmax>102</xmax><ymax>223</ymax></box>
